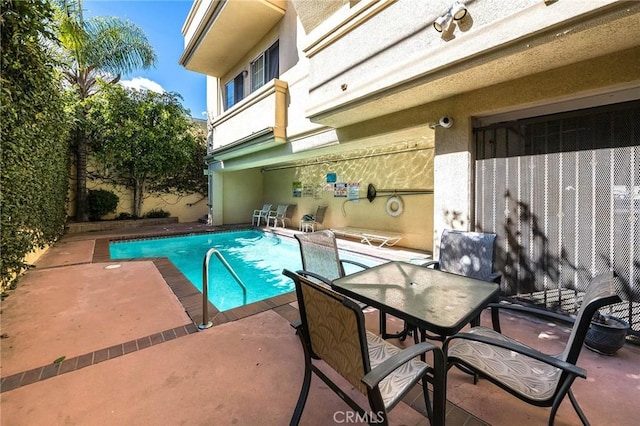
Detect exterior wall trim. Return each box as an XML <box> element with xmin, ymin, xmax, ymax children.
<box><xmin>303</xmin><ymin>0</ymin><xmax>394</xmax><ymax>59</ymax></box>
<box><xmin>209</xmin><ymin>128</ymin><xmax>275</xmax><ymax>161</ymax></box>
<box><xmin>180</xmin><ymin>0</ymin><xmax>218</xmax><ymax>67</ymax></box>
<box><xmin>304</xmin><ymin>0</ymin><xmax>636</xmax><ymax>127</ymax></box>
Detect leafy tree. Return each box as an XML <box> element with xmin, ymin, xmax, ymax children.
<box><xmin>53</xmin><ymin>0</ymin><xmax>157</xmax><ymax>222</ymax></box>
<box><xmin>1</xmin><ymin>0</ymin><xmax>72</xmax><ymax>290</ymax></box>
<box><xmin>86</xmin><ymin>84</ymin><xmax>203</xmax><ymax>217</ymax></box>
<box><xmin>148</xmin><ymin>122</ymin><xmax>208</xmax><ymax>198</ymax></box>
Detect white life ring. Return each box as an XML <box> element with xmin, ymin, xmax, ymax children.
<box><xmin>385</xmin><ymin>196</ymin><xmax>404</xmax><ymax>217</ymax></box>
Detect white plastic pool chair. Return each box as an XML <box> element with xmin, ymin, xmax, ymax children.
<box><xmin>251</xmin><ymin>204</ymin><xmax>272</xmax><ymax>226</ymax></box>
<box><xmin>268</xmin><ymin>204</ymin><xmax>289</xmax><ymax>228</ymax></box>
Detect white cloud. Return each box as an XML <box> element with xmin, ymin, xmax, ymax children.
<box><xmin>119</xmin><ymin>77</ymin><xmax>165</xmax><ymax>93</ymax></box>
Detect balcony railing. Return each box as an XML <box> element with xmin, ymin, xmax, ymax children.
<box><xmin>209</xmin><ymin>79</ymin><xmax>288</xmax><ymax>160</ymax></box>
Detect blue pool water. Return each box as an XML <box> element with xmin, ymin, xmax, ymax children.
<box><xmin>109</xmin><ymin>230</ymin><xmax>381</xmax><ymax>311</ymax></box>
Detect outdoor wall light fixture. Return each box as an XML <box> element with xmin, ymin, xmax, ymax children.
<box><xmin>433</xmin><ymin>1</ymin><xmax>467</xmax><ymax>32</ymax></box>
<box><xmin>433</xmin><ymin>13</ymin><xmax>453</xmax><ymax>32</ymax></box>
<box><xmin>450</xmin><ymin>1</ymin><xmax>468</xmax><ymax>20</ymax></box>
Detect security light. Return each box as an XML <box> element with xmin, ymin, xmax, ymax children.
<box><xmin>434</xmin><ymin>1</ymin><xmax>468</xmax><ymax>33</ymax></box>
<box><xmin>451</xmin><ymin>1</ymin><xmax>467</xmax><ymax>20</ymax></box>
<box><xmin>433</xmin><ymin>13</ymin><xmax>453</xmax><ymax>32</ymax></box>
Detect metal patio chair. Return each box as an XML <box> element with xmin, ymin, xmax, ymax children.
<box><xmin>420</xmin><ymin>229</ymin><xmax>501</xmax><ymax>339</ymax></box>
<box><xmin>251</xmin><ymin>203</ymin><xmax>272</xmax><ymax>226</ymax></box>
<box><xmin>293</xmin><ymin>230</ymin><xmax>370</xmax><ymax>309</ymax></box>
<box><xmin>423</xmin><ymin>229</ymin><xmax>501</xmax><ymax>284</ymax></box>
<box><xmin>283</xmin><ymin>269</ymin><xmax>445</xmax><ymax>426</ymax></box>
<box><xmin>294</xmin><ymin>230</ymin><xmax>369</xmax><ymax>287</ymax></box>
<box><xmin>444</xmin><ymin>272</ymin><xmax>621</xmax><ymax>426</ymax></box>
<box><xmin>299</xmin><ymin>205</ymin><xmax>327</xmax><ymax>232</ymax></box>
<box><xmin>294</xmin><ymin>230</ymin><xmax>404</xmax><ymax>344</ymax></box>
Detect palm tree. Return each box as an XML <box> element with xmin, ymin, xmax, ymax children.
<box><xmin>55</xmin><ymin>0</ymin><xmax>157</xmax><ymax>221</ymax></box>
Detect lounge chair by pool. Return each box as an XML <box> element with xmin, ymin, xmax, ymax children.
<box><xmin>331</xmin><ymin>227</ymin><xmax>402</xmax><ymax>248</ymax></box>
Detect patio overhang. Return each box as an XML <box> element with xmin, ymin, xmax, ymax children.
<box><xmin>180</xmin><ymin>0</ymin><xmax>287</xmax><ymax>77</ymax></box>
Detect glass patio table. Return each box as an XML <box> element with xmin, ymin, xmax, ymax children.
<box><xmin>332</xmin><ymin>261</ymin><xmax>500</xmax><ymax>339</ymax></box>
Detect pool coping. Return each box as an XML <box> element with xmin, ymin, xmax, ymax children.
<box><xmin>94</xmin><ymin>228</ymin><xmax>299</xmax><ymax>329</ymax></box>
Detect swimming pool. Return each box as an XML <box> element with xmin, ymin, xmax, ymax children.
<box><xmin>109</xmin><ymin>230</ymin><xmax>382</xmax><ymax>311</ymax></box>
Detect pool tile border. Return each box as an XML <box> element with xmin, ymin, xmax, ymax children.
<box><xmin>0</xmin><ymin>323</ymin><xmax>199</xmax><ymax>393</ymax></box>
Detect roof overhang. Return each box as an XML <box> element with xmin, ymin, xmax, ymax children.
<box><xmin>305</xmin><ymin>2</ymin><xmax>640</xmax><ymax>128</ymax></box>
<box><xmin>180</xmin><ymin>0</ymin><xmax>287</xmax><ymax>77</ymax></box>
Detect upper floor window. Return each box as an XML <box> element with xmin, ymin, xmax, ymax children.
<box><xmin>251</xmin><ymin>41</ymin><xmax>279</xmax><ymax>92</ymax></box>
<box><xmin>225</xmin><ymin>72</ymin><xmax>244</xmax><ymax>109</ymax></box>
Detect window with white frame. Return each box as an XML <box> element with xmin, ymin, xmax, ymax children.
<box><xmin>251</xmin><ymin>41</ymin><xmax>279</xmax><ymax>92</ymax></box>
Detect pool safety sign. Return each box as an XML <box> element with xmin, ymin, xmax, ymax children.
<box><xmin>348</xmin><ymin>182</ymin><xmax>360</xmax><ymax>201</ymax></box>
<box><xmin>334</xmin><ymin>182</ymin><xmax>360</xmax><ymax>199</ymax></box>
<box><xmin>334</xmin><ymin>183</ymin><xmax>347</xmax><ymax>197</ymax></box>
<box><xmin>293</xmin><ymin>181</ymin><xmax>302</xmax><ymax>197</ymax></box>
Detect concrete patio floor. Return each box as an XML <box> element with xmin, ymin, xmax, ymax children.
<box><xmin>1</xmin><ymin>223</ymin><xmax>638</xmax><ymax>425</ymax></box>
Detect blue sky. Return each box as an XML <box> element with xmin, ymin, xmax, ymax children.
<box><xmin>84</xmin><ymin>0</ymin><xmax>207</xmax><ymax>118</ymax></box>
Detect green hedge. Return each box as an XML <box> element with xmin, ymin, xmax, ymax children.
<box><xmin>144</xmin><ymin>209</ymin><xmax>170</xmax><ymax>219</ymax></box>
<box><xmin>87</xmin><ymin>189</ymin><xmax>119</xmax><ymax>220</ymax></box>
<box><xmin>1</xmin><ymin>0</ymin><xmax>72</xmax><ymax>290</ymax></box>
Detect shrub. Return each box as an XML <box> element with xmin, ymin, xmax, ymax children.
<box><xmin>144</xmin><ymin>209</ymin><xmax>170</xmax><ymax>219</ymax></box>
<box><xmin>115</xmin><ymin>212</ymin><xmax>136</xmax><ymax>220</ymax></box>
<box><xmin>87</xmin><ymin>189</ymin><xmax>119</xmax><ymax>221</ymax></box>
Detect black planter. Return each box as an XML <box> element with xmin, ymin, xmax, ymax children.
<box><xmin>584</xmin><ymin>314</ymin><xmax>629</xmax><ymax>355</ymax></box>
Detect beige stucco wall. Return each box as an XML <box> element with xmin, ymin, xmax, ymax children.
<box><xmin>302</xmin><ymin>0</ymin><xmax>634</xmax><ymax>126</ymax></box>
<box><xmin>292</xmin><ymin>0</ymin><xmax>346</xmax><ymax>34</ymax></box>
<box><xmin>87</xmin><ymin>181</ymin><xmax>208</xmax><ymax>223</ymax></box>
<box><xmin>212</xmin><ymin>5</ymin><xmax>328</xmax><ymax>151</ymax></box>
<box><xmin>196</xmin><ymin>0</ymin><xmax>638</xmax><ymax>256</ymax></box>
<box><xmin>210</xmin><ymin>46</ymin><xmax>638</xmax><ymax>252</ymax></box>
<box><xmin>68</xmin><ymin>163</ymin><xmax>208</xmax><ymax>223</ymax></box>
<box><xmin>267</xmin><ymin>47</ymin><xmax>637</xmax><ymax>254</ymax></box>
<box><xmin>217</xmin><ymin>168</ymin><xmax>263</xmax><ymax>224</ymax></box>
<box><xmin>218</xmin><ymin>5</ymin><xmax>297</xmax><ymax>109</ymax></box>
<box><xmin>262</xmin><ymin>142</ymin><xmax>435</xmax><ymax>250</ymax></box>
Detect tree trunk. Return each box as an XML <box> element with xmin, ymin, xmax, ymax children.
<box><xmin>133</xmin><ymin>178</ymin><xmax>144</xmax><ymax>218</ymax></box>
<box><xmin>74</xmin><ymin>131</ymin><xmax>89</xmax><ymax>222</ymax></box>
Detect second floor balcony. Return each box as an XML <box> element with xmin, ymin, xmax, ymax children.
<box><xmin>208</xmin><ymin>78</ymin><xmax>288</xmax><ymax>161</ymax></box>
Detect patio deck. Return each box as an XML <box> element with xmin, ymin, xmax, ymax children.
<box><xmin>1</xmin><ymin>222</ymin><xmax>638</xmax><ymax>425</ymax></box>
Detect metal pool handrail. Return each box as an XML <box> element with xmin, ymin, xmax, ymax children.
<box><xmin>199</xmin><ymin>248</ymin><xmax>248</xmax><ymax>330</ymax></box>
